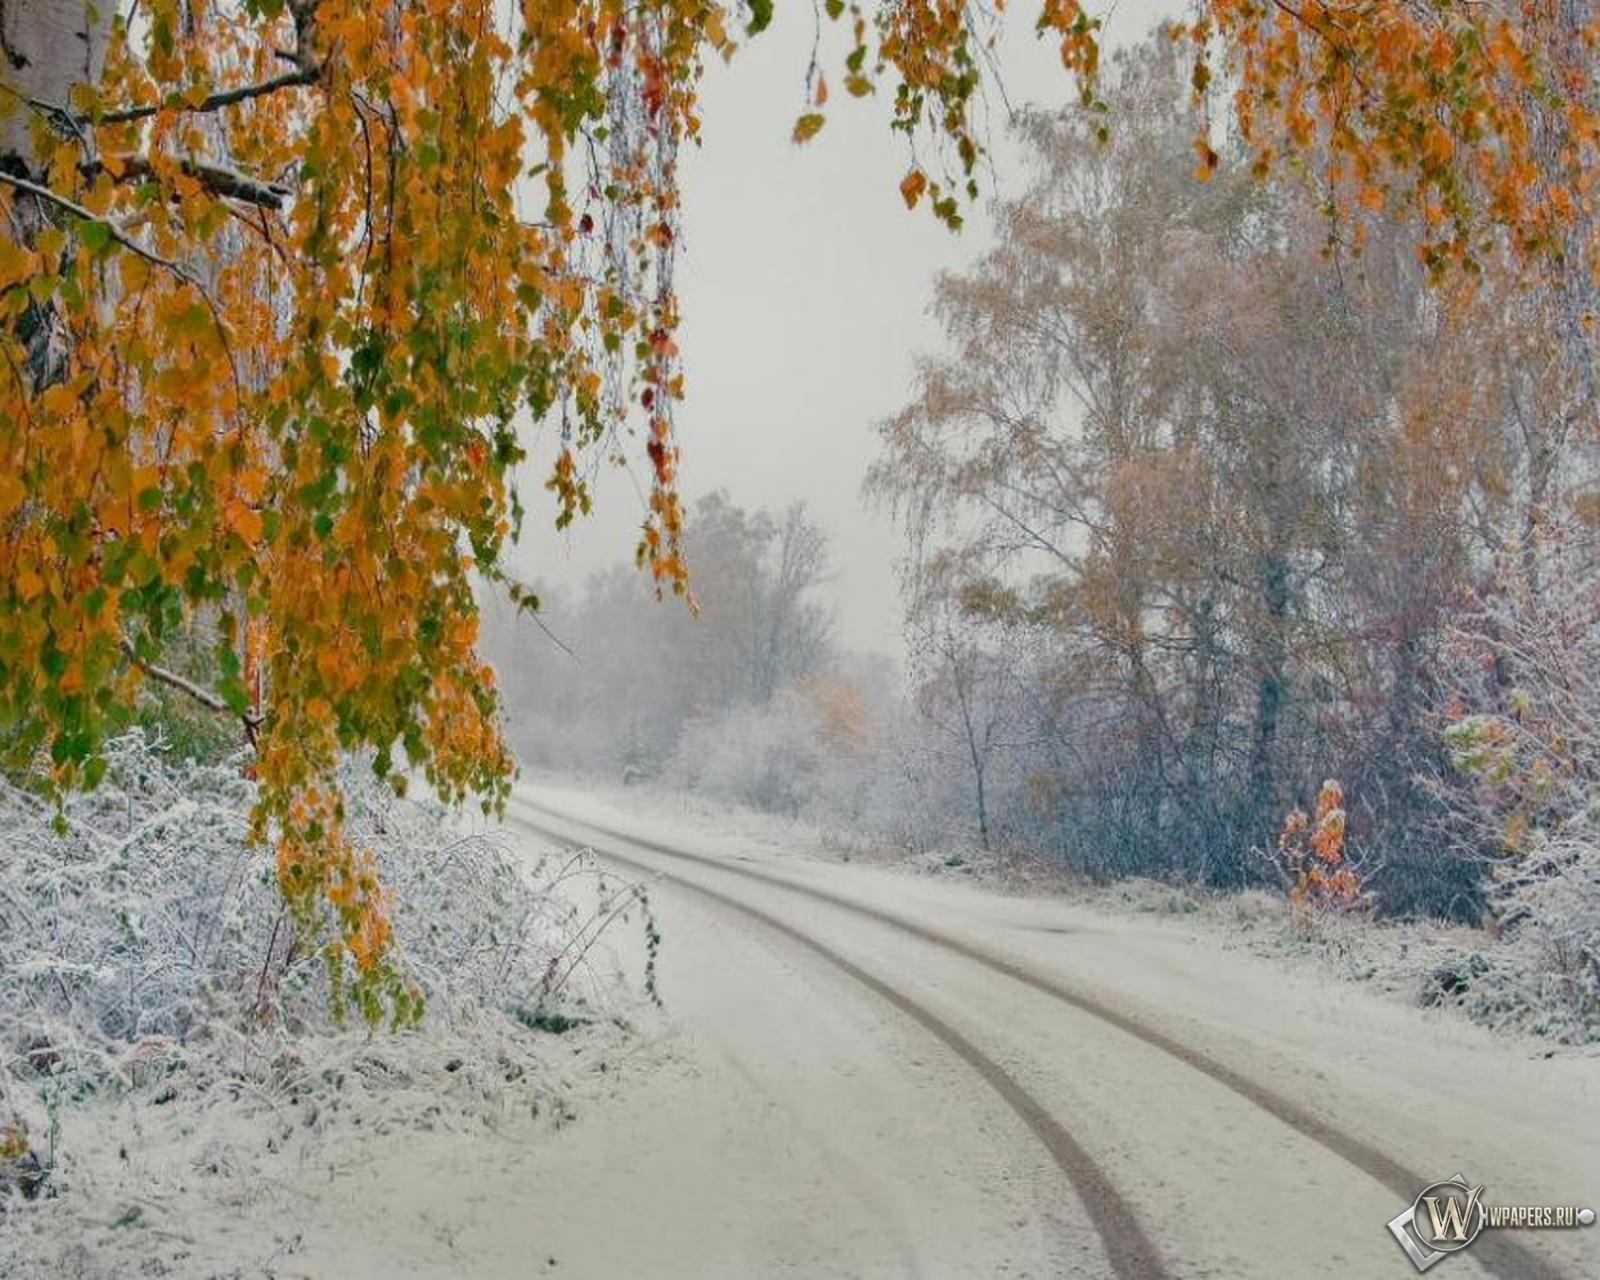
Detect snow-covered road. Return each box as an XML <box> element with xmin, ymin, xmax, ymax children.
<box><xmin>504</xmin><ymin>782</ymin><xmax>1598</xmax><ymax>1280</ymax></box>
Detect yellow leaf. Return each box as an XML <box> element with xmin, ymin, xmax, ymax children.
<box><xmin>226</xmin><ymin>499</ymin><xmax>264</xmax><ymax>544</ymax></box>
<box><xmin>792</xmin><ymin>113</ymin><xmax>826</xmax><ymax>144</ymax></box>
<box><xmin>0</xmin><ymin>239</ymin><xmax>34</xmax><ymax>290</ymax></box>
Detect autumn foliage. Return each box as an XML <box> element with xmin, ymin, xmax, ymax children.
<box><xmin>1182</xmin><ymin>0</ymin><xmax>1600</xmax><ymax>272</ymax></box>
<box><xmin>1276</xmin><ymin>781</ymin><xmax>1364</xmax><ymax>917</ymax></box>
<box><xmin>868</xmin><ymin>30</ymin><xmax>1600</xmax><ymax>925</ymax></box>
<box><xmin>1</xmin><ymin>0</ymin><xmax>1595</xmax><ymax>1016</ymax></box>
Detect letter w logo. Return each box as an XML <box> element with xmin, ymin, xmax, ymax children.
<box><xmin>1423</xmin><ymin>1185</ymin><xmax>1484</xmax><ymax>1243</ymax></box>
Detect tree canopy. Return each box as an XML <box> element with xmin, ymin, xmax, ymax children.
<box><xmin>0</xmin><ymin>0</ymin><xmax>1590</xmax><ymax>1018</ymax></box>
<box><xmin>871</xmin><ymin>32</ymin><xmax>1595</xmax><ymax>923</ymax></box>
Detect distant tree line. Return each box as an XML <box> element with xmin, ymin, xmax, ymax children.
<box><xmin>483</xmin><ymin>492</ymin><xmax>837</xmax><ymax>784</ymax></box>
<box><xmin>482</xmin><ymin>492</ymin><xmax>984</xmax><ymax>844</ymax></box>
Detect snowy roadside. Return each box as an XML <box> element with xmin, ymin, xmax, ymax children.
<box><xmin>522</xmin><ymin>768</ymin><xmax>1600</xmax><ymax>1051</ymax></box>
<box><xmin>5</xmin><ymin>755</ymin><xmax>1589</xmax><ymax>1280</ymax></box>
<box><xmin>0</xmin><ymin>1014</ymin><xmax>646</xmax><ymax>1279</ymax></box>
<box><xmin>0</xmin><ymin>736</ymin><xmax>664</xmax><ymax>1279</ymax></box>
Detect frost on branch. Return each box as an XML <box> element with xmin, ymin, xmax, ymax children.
<box><xmin>1432</xmin><ymin>517</ymin><xmax>1600</xmax><ymax>1039</ymax></box>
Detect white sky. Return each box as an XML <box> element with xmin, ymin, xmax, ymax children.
<box><xmin>508</xmin><ymin>0</ymin><xmax>1178</xmax><ymax>659</ymax></box>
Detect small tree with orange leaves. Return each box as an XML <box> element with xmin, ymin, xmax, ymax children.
<box><xmin>1275</xmin><ymin>781</ymin><xmax>1367</xmax><ymax>921</ymax></box>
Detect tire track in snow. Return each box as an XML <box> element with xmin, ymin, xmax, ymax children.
<box><xmin>514</xmin><ymin>810</ymin><xmax>1173</xmax><ymax>1280</ymax></box>
<box><xmin>512</xmin><ymin>797</ymin><xmax>1570</xmax><ymax>1280</ymax></box>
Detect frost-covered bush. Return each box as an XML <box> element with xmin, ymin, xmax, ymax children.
<box><xmin>663</xmin><ymin>678</ymin><xmax>988</xmax><ymax>858</ymax></box>
<box><xmin>0</xmin><ymin>734</ymin><xmax>264</xmax><ymax>1085</ymax></box>
<box><xmin>1431</xmin><ymin>519</ymin><xmax>1600</xmax><ymax>1039</ymax></box>
<box><xmin>1495</xmin><ymin>831</ymin><xmax>1600</xmax><ymax>1027</ymax></box>
<box><xmin>671</xmin><ymin>693</ymin><xmax>826</xmax><ymax>816</ymax></box>
<box><xmin>0</xmin><ymin>730</ymin><xmax>649</xmax><ymax>1185</ymax></box>
<box><xmin>835</xmin><ymin>706</ymin><xmax>984</xmax><ymax>853</ymax></box>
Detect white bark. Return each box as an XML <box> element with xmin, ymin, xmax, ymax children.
<box><xmin>0</xmin><ymin>0</ymin><xmax>115</xmax><ymax>172</ymax></box>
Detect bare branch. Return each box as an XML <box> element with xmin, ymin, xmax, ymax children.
<box><xmin>121</xmin><ymin>638</ymin><xmax>263</xmax><ymax>733</ymax></box>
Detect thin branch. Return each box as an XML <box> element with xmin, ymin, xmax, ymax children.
<box><xmin>97</xmin><ymin>0</ymin><xmax>321</xmax><ymax>126</ymax></box>
<box><xmin>122</xmin><ymin>638</ymin><xmax>263</xmax><ymax>732</ymax></box>
<box><xmin>529</xmin><ymin>610</ymin><xmax>578</xmax><ymax>660</ymax></box>
<box><xmin>99</xmin><ymin>64</ymin><xmax>321</xmax><ymax>125</ymax></box>
<box><xmin>0</xmin><ymin>168</ymin><xmax>205</xmax><ymax>287</ymax></box>
<box><xmin>84</xmin><ymin>154</ymin><xmax>292</xmax><ymax>210</ymax></box>
<box><xmin>0</xmin><ymin>169</ymin><xmax>246</xmax><ymax>396</ymax></box>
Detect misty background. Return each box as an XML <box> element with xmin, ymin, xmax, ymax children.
<box><xmin>477</xmin><ymin>0</ymin><xmax>1600</xmax><ymax>1053</ymax></box>
<box><xmin>500</xmin><ymin>0</ymin><xmax>1177</xmax><ymax>658</ymax></box>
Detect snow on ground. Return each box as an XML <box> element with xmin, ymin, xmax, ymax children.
<box><xmin>5</xmin><ymin>763</ymin><xmax>1593</xmax><ymax>1278</ymax></box>
<box><xmin>516</xmin><ymin>775</ymin><xmax>1599</xmax><ymax>1277</ymax></box>
<box><xmin>0</xmin><ymin>1013</ymin><xmax>646</xmax><ymax>1279</ymax></box>
<box><xmin>523</xmin><ymin>768</ymin><xmax>1600</xmax><ymax>1047</ymax></box>
<box><xmin>0</xmin><ymin>739</ymin><xmax>663</xmax><ymax>1279</ymax></box>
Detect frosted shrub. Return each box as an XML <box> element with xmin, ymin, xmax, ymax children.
<box><xmin>672</xmin><ymin>694</ymin><xmax>825</xmax><ymax>816</ymax></box>
<box><xmin>1493</xmin><ymin>830</ymin><xmax>1600</xmax><ymax>1031</ymax></box>
<box><xmin>1434</xmin><ymin>519</ymin><xmax>1600</xmax><ymax>1039</ymax></box>
<box><xmin>0</xmin><ymin>730</ymin><xmax>647</xmax><ymax>1185</ymax></box>
<box><xmin>664</xmin><ymin>675</ymin><xmax>1004</xmax><ymax>857</ymax></box>
<box><xmin>0</xmin><ymin>733</ymin><xmax>265</xmax><ymax>1088</ymax></box>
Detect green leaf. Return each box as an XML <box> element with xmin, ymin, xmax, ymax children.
<box><xmin>747</xmin><ymin>0</ymin><xmax>773</xmax><ymax>34</ymax></box>
<box><xmin>219</xmin><ymin>673</ymin><xmax>250</xmax><ymax>716</ymax></box>
<box><xmin>76</xmin><ymin>219</ymin><xmax>116</xmax><ymax>257</ymax></box>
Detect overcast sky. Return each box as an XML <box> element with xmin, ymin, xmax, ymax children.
<box><xmin>508</xmin><ymin>0</ymin><xmax>1178</xmax><ymax>659</ymax></box>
